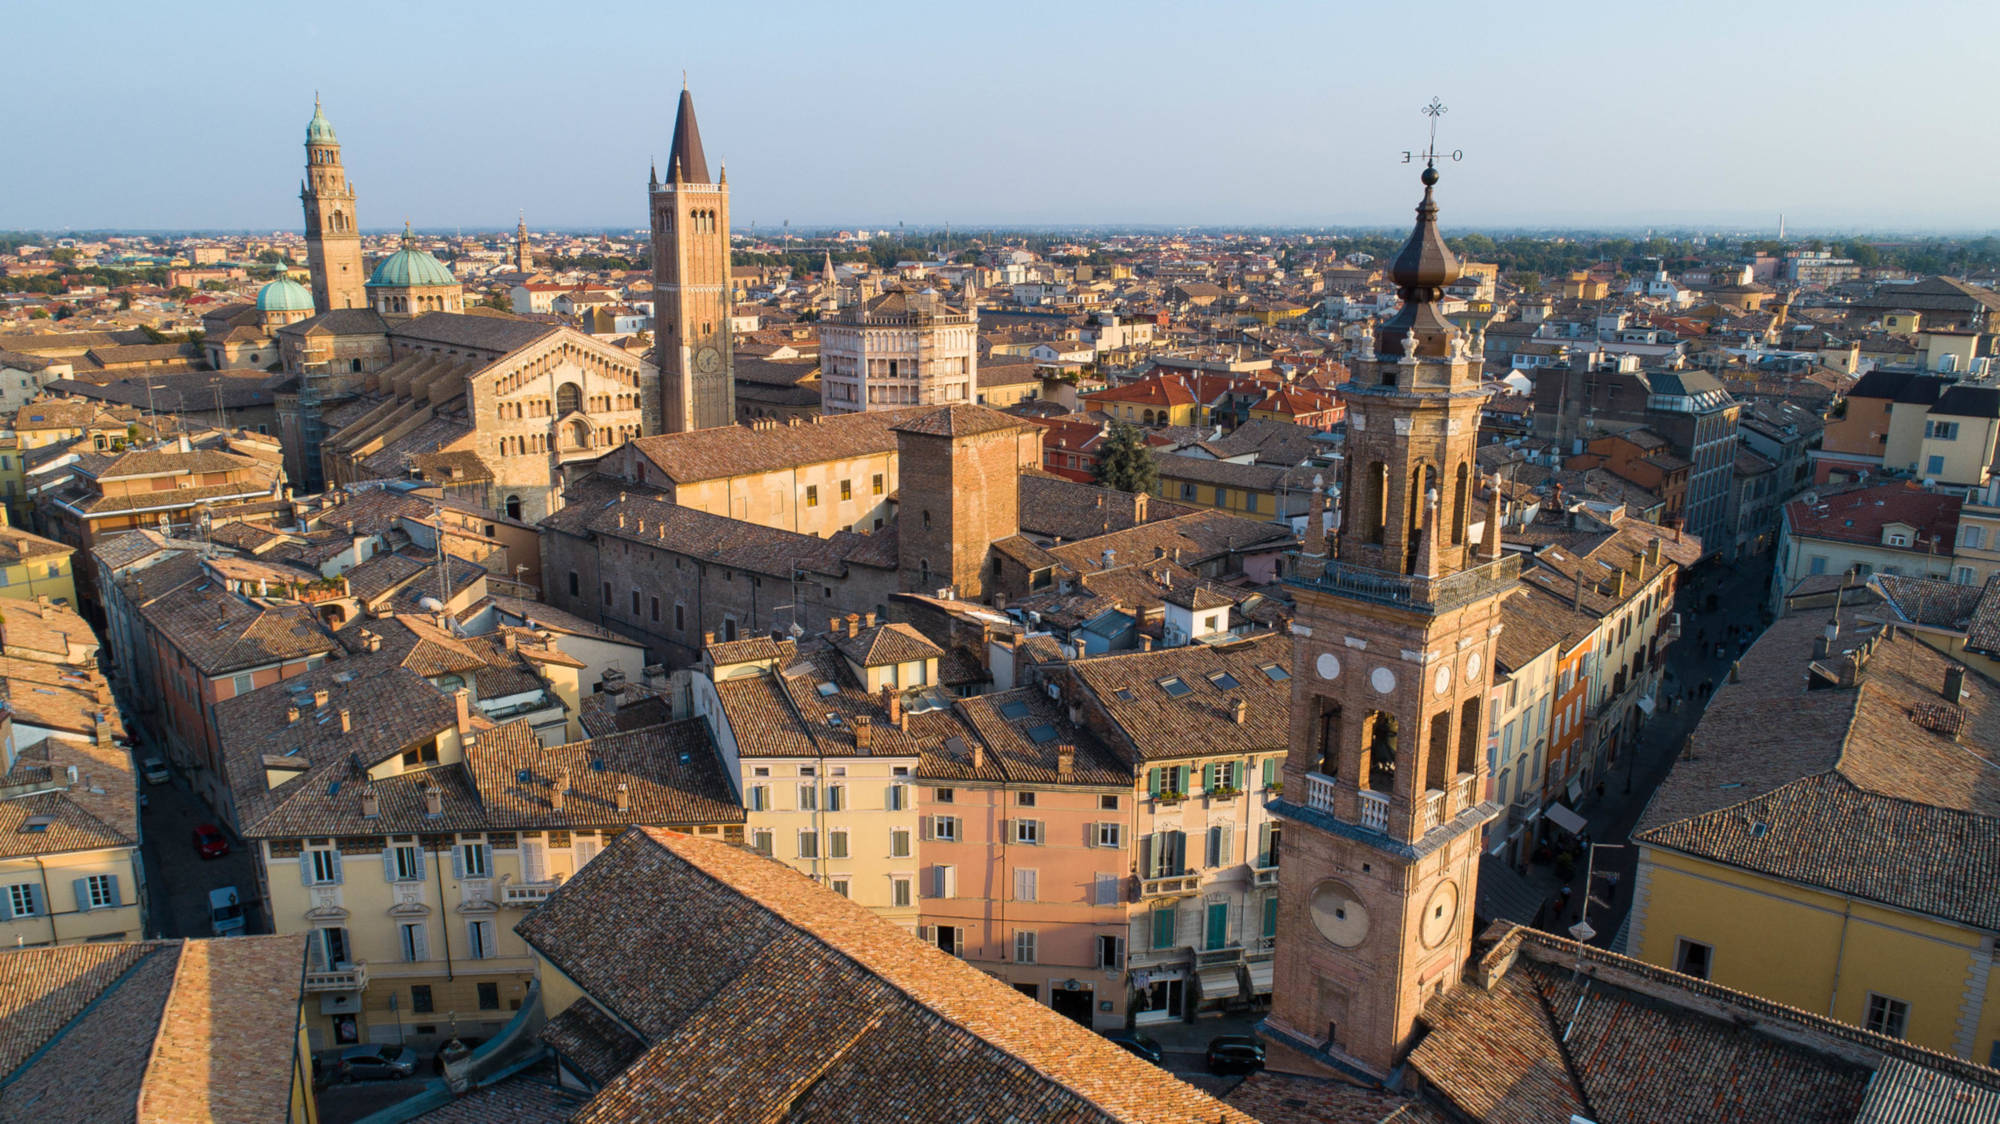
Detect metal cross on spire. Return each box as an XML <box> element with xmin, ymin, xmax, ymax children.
<box><xmin>1402</xmin><ymin>97</ymin><xmax>1464</xmax><ymax>169</ymax></box>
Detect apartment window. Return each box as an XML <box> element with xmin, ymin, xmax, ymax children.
<box><xmin>602</xmin><ymin>581</ymin><xmax>611</xmax><ymax>606</ymax></box>
<box><xmin>1151</xmin><ymin>904</ymin><xmax>1177</xmax><ymax>949</ymax></box>
<box><xmin>797</xmin><ymin>784</ymin><xmax>818</xmax><ymax>811</ymax></box>
<box><xmin>81</xmin><ymin>874</ymin><xmax>118</xmax><ymax>910</ymax></box>
<box><xmin>1093</xmin><ymin>871</ymin><xmax>1123</xmax><ymax>906</ymax></box>
<box><xmin>1808</xmin><ymin>555</ymin><xmax>1828</xmax><ymax>576</ymax></box>
<box><xmin>1966</xmin><ymin>526</ymin><xmax>1988</xmax><ymax>551</ymax></box>
<box><xmin>1205</xmin><ymin>823</ymin><xmax>1235</xmax><ymax>868</ymax></box>
<box><xmin>568</xmin><ymin>571</ymin><xmax>579</xmax><ymax>597</ymax></box>
<box><xmin>1865</xmin><ymin>993</ymin><xmax>1910</xmax><ymax>1039</ymax></box>
<box><xmin>828</xmin><ymin>830</ymin><xmax>849</xmax><ymax>859</ymax></box>
<box><xmin>1096</xmin><ymin>934</ymin><xmax>1124</xmax><ymax>970</ymax></box>
<box><xmin>932</xmin><ymin>815</ymin><xmax>959</xmax><ymax>842</ymax></box>
<box><xmin>1095</xmin><ymin>822</ymin><xmax>1123</xmax><ymax>848</ymax></box>
<box><xmin>1927</xmin><ymin>455</ymin><xmax>1946</xmax><ymax>476</ymax></box>
<box><xmin>934</xmin><ymin>924</ymin><xmax>962</xmax><ymax>956</ymax></box>
<box><xmin>872</xmin><ymin>473</ymin><xmax>884</xmax><ymax>496</ymax></box>
<box><xmin>840</xmin><ymin>480</ymin><xmax>852</xmax><ymax>501</ymax></box>
<box><xmin>1014</xmin><ymin>930</ymin><xmax>1038</xmax><ymax>965</ymax></box>
<box><xmin>891</xmin><ymin>876</ymin><xmax>912</xmax><ymax>908</ymax></box>
<box><xmin>1017</xmin><ymin>791</ymin><xmax>1037</xmax><ymax>807</ymax></box>
<box><xmin>674</xmin><ymin>603</ymin><xmax>685</xmax><ymax>631</ymax></box>
<box><xmin>478</xmin><ymin>982</ymin><xmax>500</xmax><ymax>1010</ymax></box>
<box><xmin>752</xmin><ymin>830</ymin><xmax>773</xmax><ymax>856</ymax></box>
<box><xmin>890</xmin><ymin>829</ymin><xmax>911</xmax><ymax>858</ymax></box>
<box><xmin>306</xmin><ymin>848</ymin><xmax>341</xmax><ymax>885</ymax></box>
<box><xmin>466</xmin><ymin>919</ymin><xmax>494</xmax><ymax>960</ymax></box>
<box><xmin>1673</xmin><ymin>937</ymin><xmax>1712</xmax><ymax>981</ymax></box>
<box><xmin>935</xmin><ymin>787</ymin><xmax>955</xmax><ymax>803</ymax></box>
<box><xmin>230</xmin><ymin>672</ymin><xmax>255</xmax><ymax>696</ymax></box>
<box><xmin>826</xmin><ymin>785</ymin><xmax>845</xmax><ymax>812</ymax></box>
<box><xmin>797</xmin><ymin>831</ymin><xmax>819</xmax><ymax>860</ymax></box>
<box><xmin>748</xmin><ymin>785</ymin><xmax>769</xmax><ymax>812</ymax></box>
<box><xmin>1262</xmin><ymin>757</ymin><xmax>1279</xmax><ymax>789</ymax></box>
<box><xmin>5</xmin><ymin>882</ymin><xmax>40</xmax><ymax>917</ymax></box>
<box><xmin>410</xmin><ymin>984</ymin><xmax>434</xmax><ymax>1013</ymax></box>
<box><xmin>630</xmin><ymin>588</ymin><xmax>640</xmax><ymax>615</ymax></box>
<box><xmin>931</xmin><ymin>864</ymin><xmax>956</xmax><ymax>898</ymax></box>
<box><xmin>1957</xmin><ymin>567</ymin><xmax>1977</xmax><ymax>585</ymax></box>
<box><xmin>887</xmin><ymin>784</ymin><xmax>909</xmax><ymax>811</ymax></box>
<box><xmin>459</xmin><ymin>842</ymin><xmax>489</xmax><ymax>878</ymax></box>
<box><xmin>831</xmin><ymin>878</ymin><xmax>850</xmax><ymax>898</ymax></box>
<box><xmin>650</xmin><ymin>596</ymin><xmax>660</xmax><ymax>622</ymax></box>
<box><xmin>391</xmin><ymin>844</ymin><xmax>422</xmax><ymax>881</ymax></box>
<box><xmin>398</xmin><ymin>922</ymin><xmax>428</xmax><ymax>963</ymax></box>
<box><xmin>1099</xmin><ymin>794</ymin><xmax>1119</xmax><ymax>811</ymax></box>
<box><xmin>1013</xmin><ymin>867</ymin><xmax>1039</xmax><ymax>902</ymax></box>
<box><xmin>806</xmin><ymin>485</ymin><xmax>819</xmax><ymax>508</ymax></box>
<box><xmin>1013</xmin><ymin>818</ymin><xmax>1042</xmax><ymax>846</ymax></box>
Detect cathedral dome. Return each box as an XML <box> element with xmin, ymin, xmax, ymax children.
<box><xmin>367</xmin><ymin>243</ymin><xmax>457</xmax><ymax>289</ymax></box>
<box><xmin>306</xmin><ymin>98</ymin><xmax>337</xmax><ymax>145</ymax></box>
<box><xmin>256</xmin><ymin>276</ymin><xmax>315</xmax><ymax>313</ymax></box>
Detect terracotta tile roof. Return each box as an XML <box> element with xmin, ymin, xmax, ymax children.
<box><xmin>0</xmin><ymin>936</ymin><xmax>307</xmax><ymax>1124</ymax></box>
<box><xmin>1015</xmin><ymin>474</ymin><xmax>1195</xmax><ymax>542</ymax></box>
<box><xmin>1785</xmin><ymin>481</ymin><xmax>1960</xmax><ymax>554</ymax></box>
<box><xmin>138</xmin><ymin>582</ymin><xmax>339</xmax><ymax>677</ymax></box>
<box><xmin>548</xmin><ymin>481</ymin><xmax>891</xmax><ymax>581</ymax></box>
<box><xmin>702</xmin><ymin>636</ymin><xmax>791</xmax><ymax>666</ymax></box>
<box><xmin>949</xmin><ymin>687</ymin><xmax>1129</xmax><ymax>786</ymax></box>
<box><xmin>465</xmin><ymin>718</ymin><xmax>745</xmax><ymax>830</ymax></box>
<box><xmin>1225</xmin><ymin>1070</ymin><xmax>1448</xmax><ymax>1123</ymax></box>
<box><xmin>516</xmin><ymin>828</ymin><xmax>1256</xmax><ymax>1123</ymax></box>
<box><xmin>887</xmin><ymin>403</ymin><xmax>1025</xmax><ymax>438</ymax></box>
<box><xmin>832</xmin><ymin>621</ymin><xmax>942</xmax><ymax>668</ymax></box>
<box><xmin>1048</xmin><ymin>510</ymin><xmax>1294</xmax><ymax>573</ymax></box>
<box><xmin>1636</xmin><ymin>607</ymin><xmax>2000</xmax><ymax>928</ymax></box>
<box><xmin>623</xmin><ymin>406</ymin><xmax>928</xmax><ymax>485</ymax></box>
<box><xmin>1068</xmin><ymin>632</ymin><xmax>1290</xmax><ymax>762</ymax></box>
<box><xmin>540</xmin><ymin>998</ymin><xmax>646</xmax><ymax>1087</ymax></box>
<box><xmin>399</xmin><ymin>1076</ymin><xmax>587</xmax><ymax>1123</ymax></box>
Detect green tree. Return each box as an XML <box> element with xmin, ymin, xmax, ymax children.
<box><xmin>1093</xmin><ymin>422</ymin><xmax>1158</xmax><ymax>495</ymax></box>
<box><xmin>167</xmin><ymin>285</ymin><xmax>193</xmax><ymax>300</ymax></box>
<box><xmin>480</xmin><ymin>290</ymin><xmax>510</xmax><ymax>310</ymax></box>
<box><xmin>256</xmin><ymin>249</ymin><xmax>288</xmax><ymax>265</ymax></box>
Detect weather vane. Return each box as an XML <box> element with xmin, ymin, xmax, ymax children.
<box><xmin>1402</xmin><ymin>97</ymin><xmax>1463</xmax><ymax>168</ymax></box>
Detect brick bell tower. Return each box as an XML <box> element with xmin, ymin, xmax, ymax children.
<box><xmin>1263</xmin><ymin>155</ymin><xmax>1514</xmax><ymax>1077</ymax></box>
<box><xmin>649</xmin><ymin>79</ymin><xmax>735</xmax><ymax>433</ymax></box>
<box><xmin>301</xmin><ymin>95</ymin><xmax>366</xmax><ymax>312</ymax></box>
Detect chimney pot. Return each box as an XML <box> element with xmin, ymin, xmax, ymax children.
<box><xmin>339</xmin><ymin>708</ymin><xmax>351</xmax><ymax>733</ymax></box>
<box><xmin>703</xmin><ymin>629</ymin><xmax>716</xmax><ymax>647</ymax></box>
<box><xmin>553</xmin><ymin>768</ymin><xmax>568</xmax><ymax>811</ymax></box>
<box><xmin>1057</xmin><ymin>743</ymin><xmax>1075</xmax><ymax>782</ymax></box>
<box><xmin>615</xmin><ymin>782</ymin><xmax>630</xmax><ymax>813</ymax></box>
<box><xmin>1232</xmin><ymin>698</ymin><xmax>1249</xmax><ymax>724</ymax></box>
<box><xmin>423</xmin><ymin>783</ymin><xmax>442</xmax><ymax>816</ymax></box>
<box><xmin>360</xmin><ymin>784</ymin><xmax>379</xmax><ymax>818</ymax></box>
<box><xmin>864</xmin><ymin>611</ymin><xmax>877</xmax><ymax>628</ymax></box>
<box><xmin>847</xmin><ymin>613</ymin><xmax>861</xmax><ymax>638</ymax></box>
<box><xmin>1946</xmin><ymin>664</ymin><xmax>1968</xmax><ymax>703</ymax></box>
<box><xmin>829</xmin><ymin>616</ymin><xmax>843</xmax><ymax>636</ymax></box>
<box><xmin>313</xmin><ymin>688</ymin><xmax>330</xmax><ymax>708</ymax></box>
<box><xmin>882</xmin><ymin>685</ymin><xmax>903</xmax><ymax>727</ymax></box>
<box><xmin>287</xmin><ymin>704</ymin><xmax>301</xmax><ymax>724</ymax></box>
<box><xmin>453</xmin><ymin>687</ymin><xmax>472</xmax><ymax>733</ymax></box>
<box><xmin>1140</xmin><ymin>634</ymin><xmax>1154</xmax><ymax>652</ymax></box>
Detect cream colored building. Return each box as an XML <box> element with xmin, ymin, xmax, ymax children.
<box><xmin>820</xmin><ymin>287</ymin><xmax>978</xmax><ymax>415</ymax></box>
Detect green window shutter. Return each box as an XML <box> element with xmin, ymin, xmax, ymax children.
<box><xmin>1262</xmin><ymin>757</ymin><xmax>1277</xmax><ymax>787</ymax></box>
<box><xmin>1147</xmin><ymin>768</ymin><xmax>1161</xmax><ymax>797</ymax></box>
<box><xmin>1152</xmin><ymin>906</ymin><xmax>1176</xmax><ymax>949</ymax></box>
<box><xmin>1263</xmin><ymin>896</ymin><xmax>1279</xmax><ymax>938</ymax></box>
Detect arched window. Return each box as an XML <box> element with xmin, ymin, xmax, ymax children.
<box><xmin>505</xmin><ymin>495</ymin><xmax>522</xmax><ymax>521</ymax></box>
<box><xmin>556</xmin><ymin>382</ymin><xmax>581</xmax><ymax>415</ymax></box>
<box><xmin>1361</xmin><ymin>712</ymin><xmax>1398</xmax><ymax>792</ymax></box>
<box><xmin>1427</xmin><ymin>710</ymin><xmax>1452</xmax><ymax>794</ymax></box>
<box><xmin>1315</xmin><ymin>699</ymin><xmax>1343</xmax><ymax>778</ymax></box>
<box><xmin>1457</xmin><ymin>697</ymin><xmax>1482</xmax><ymax>776</ymax></box>
<box><xmin>1365</xmin><ymin>462</ymin><xmax>1387</xmax><ymax>545</ymax></box>
<box><xmin>1451</xmin><ymin>462</ymin><xmax>1470</xmax><ymax>546</ymax></box>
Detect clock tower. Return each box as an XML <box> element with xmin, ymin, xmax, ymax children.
<box><xmin>649</xmin><ymin>81</ymin><xmax>735</xmax><ymax>432</ymax></box>
<box><xmin>1263</xmin><ymin>157</ymin><xmax>1513</xmax><ymax>1077</ymax></box>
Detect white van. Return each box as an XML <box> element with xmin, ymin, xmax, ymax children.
<box><xmin>209</xmin><ymin>886</ymin><xmax>246</xmax><ymax>936</ymax></box>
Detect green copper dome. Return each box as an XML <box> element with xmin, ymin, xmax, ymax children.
<box><xmin>256</xmin><ymin>276</ymin><xmax>314</xmax><ymax>313</ymax></box>
<box><xmin>367</xmin><ymin>225</ymin><xmax>457</xmax><ymax>289</ymax></box>
<box><xmin>306</xmin><ymin>96</ymin><xmax>337</xmax><ymax>145</ymax></box>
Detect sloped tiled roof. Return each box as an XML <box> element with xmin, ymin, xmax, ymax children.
<box><xmin>1068</xmin><ymin>632</ymin><xmax>1290</xmax><ymax>762</ymax></box>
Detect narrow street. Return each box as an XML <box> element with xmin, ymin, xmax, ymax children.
<box><xmin>130</xmin><ymin>723</ymin><xmax>264</xmax><ymax>939</ymax></box>
<box><xmin>1538</xmin><ymin>549</ymin><xmax>1777</xmax><ymax>951</ymax></box>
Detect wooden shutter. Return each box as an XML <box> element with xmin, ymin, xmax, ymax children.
<box><xmin>329</xmin><ymin>850</ymin><xmax>343</xmax><ymax>884</ymax></box>
<box><xmin>104</xmin><ymin>876</ymin><xmax>120</xmax><ymax>908</ymax></box>
<box><xmin>412</xmin><ymin>924</ymin><xmax>429</xmax><ymax>963</ymax></box>
<box><xmin>450</xmin><ymin>844</ymin><xmax>465</xmax><ymax>880</ymax></box>
<box><xmin>298</xmin><ymin>851</ymin><xmax>314</xmax><ymax>886</ymax></box>
<box><xmin>72</xmin><ymin>878</ymin><xmax>92</xmax><ymax>911</ymax></box>
<box><xmin>1138</xmin><ymin>834</ymin><xmax>1156</xmax><ymax>880</ymax></box>
<box><xmin>1257</xmin><ymin>822</ymin><xmax>1273</xmax><ymax>867</ymax></box>
<box><xmin>1147</xmin><ymin>767</ymin><xmax>1161</xmax><ymax>797</ymax></box>
<box><xmin>382</xmin><ymin>848</ymin><xmax>400</xmax><ymax>883</ymax></box>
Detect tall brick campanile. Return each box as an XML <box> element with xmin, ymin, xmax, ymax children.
<box><xmin>1262</xmin><ymin>162</ymin><xmax>1513</xmax><ymax>1077</ymax></box>
<box><xmin>300</xmin><ymin>96</ymin><xmax>366</xmax><ymax>312</ymax></box>
<box><xmin>649</xmin><ymin>83</ymin><xmax>734</xmax><ymax>433</ymax></box>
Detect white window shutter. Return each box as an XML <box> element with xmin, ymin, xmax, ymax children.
<box><xmin>413</xmin><ymin>924</ymin><xmax>429</xmax><ymax>963</ymax></box>
<box><xmin>1219</xmin><ymin>823</ymin><xmax>1234</xmax><ymax>866</ymax></box>
<box><xmin>522</xmin><ymin>841</ymin><xmax>545</xmax><ymax>883</ymax></box>
<box><xmin>308</xmin><ymin>931</ymin><xmax>328</xmax><ymax>970</ymax></box>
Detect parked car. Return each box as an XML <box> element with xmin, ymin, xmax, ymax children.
<box><xmin>1104</xmin><ymin>1031</ymin><xmax>1163</xmax><ymax>1065</ymax></box>
<box><xmin>431</xmin><ymin>1036</ymin><xmax>489</xmax><ymax>1074</ymax></box>
<box><xmin>337</xmin><ymin>1044</ymin><xmax>418</xmax><ymax>1082</ymax></box>
<box><xmin>208</xmin><ymin>886</ymin><xmax>246</xmax><ymax>937</ymax></box>
<box><xmin>192</xmin><ymin>823</ymin><xmax>230</xmax><ymax>859</ymax></box>
<box><xmin>140</xmin><ymin>756</ymin><xmax>170</xmax><ymax>785</ymax></box>
<box><xmin>1205</xmin><ymin>1034</ymin><xmax>1265</xmax><ymax>1075</ymax></box>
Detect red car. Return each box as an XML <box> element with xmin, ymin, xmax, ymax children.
<box><xmin>193</xmin><ymin>824</ymin><xmax>231</xmax><ymax>859</ymax></box>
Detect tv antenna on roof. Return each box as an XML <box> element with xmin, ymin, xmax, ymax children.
<box><xmin>1402</xmin><ymin>97</ymin><xmax>1463</xmax><ymax>169</ymax></box>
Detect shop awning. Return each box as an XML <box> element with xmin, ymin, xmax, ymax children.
<box><xmin>1546</xmin><ymin>802</ymin><xmax>1588</xmax><ymax>836</ymax></box>
<box><xmin>1635</xmin><ymin>695</ymin><xmax>1656</xmax><ymax>715</ymax></box>
<box><xmin>1196</xmin><ymin>965</ymin><xmax>1242</xmax><ymax>1002</ymax></box>
<box><xmin>1246</xmin><ymin>959</ymin><xmax>1274</xmax><ymax>996</ymax></box>
<box><xmin>1566</xmin><ymin>775</ymin><xmax>1584</xmax><ymax>804</ymax></box>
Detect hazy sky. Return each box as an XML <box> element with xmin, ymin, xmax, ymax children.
<box><xmin>8</xmin><ymin>0</ymin><xmax>1999</xmax><ymax>233</ymax></box>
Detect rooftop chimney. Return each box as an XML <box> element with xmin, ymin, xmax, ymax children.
<box><xmin>552</xmin><ymin>768</ymin><xmax>568</xmax><ymax>812</ymax></box>
<box><xmin>863</xmin><ymin>611</ymin><xmax>877</xmax><ymax>629</ymax></box>
<box><xmin>828</xmin><ymin>616</ymin><xmax>843</xmax><ymax>636</ymax></box>
<box><xmin>615</xmin><ymin>782</ymin><xmax>630</xmax><ymax>814</ymax></box>
<box><xmin>854</xmin><ymin>715</ymin><xmax>873</xmax><ymax>749</ymax></box>
<box><xmin>423</xmin><ymin>782</ymin><xmax>442</xmax><ymax>816</ymax></box>
<box><xmin>1572</xmin><ymin>570</ymin><xmax>1586</xmax><ymax>610</ymax></box>
<box><xmin>360</xmin><ymin>784</ymin><xmax>379</xmax><ymax>819</ymax></box>
<box><xmin>1140</xmin><ymin>634</ymin><xmax>1154</xmax><ymax>652</ymax></box>
<box><xmin>972</xmin><ymin>738</ymin><xmax>985</xmax><ymax>771</ymax></box>
<box><xmin>453</xmin><ymin>687</ymin><xmax>472</xmax><ymax>733</ymax></box>
<box><xmin>1946</xmin><ymin>664</ymin><xmax>1968</xmax><ymax>703</ymax></box>
<box><xmin>339</xmin><ymin>708</ymin><xmax>351</xmax><ymax>733</ymax></box>
<box><xmin>882</xmin><ymin>685</ymin><xmax>903</xmax><ymax>727</ymax></box>
<box><xmin>313</xmin><ymin>688</ymin><xmax>330</xmax><ymax>709</ymax></box>
<box><xmin>846</xmin><ymin>613</ymin><xmax>862</xmax><ymax>638</ymax></box>
<box><xmin>1232</xmin><ymin>698</ymin><xmax>1249</xmax><ymax>724</ymax></box>
<box><xmin>286</xmin><ymin>704</ymin><xmax>301</xmax><ymax>724</ymax></box>
<box><xmin>1057</xmin><ymin>743</ymin><xmax>1075</xmax><ymax>782</ymax></box>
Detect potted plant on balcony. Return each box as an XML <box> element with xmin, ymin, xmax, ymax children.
<box><xmin>1156</xmin><ymin>789</ymin><xmax>1184</xmax><ymax>806</ymax></box>
<box><xmin>1209</xmin><ymin>784</ymin><xmax>1241</xmax><ymax>799</ymax></box>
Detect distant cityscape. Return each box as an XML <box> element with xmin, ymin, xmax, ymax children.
<box><xmin>1</xmin><ymin>76</ymin><xmax>1998</xmax><ymax>1124</ymax></box>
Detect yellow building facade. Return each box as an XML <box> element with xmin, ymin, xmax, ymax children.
<box><xmin>1634</xmin><ymin>846</ymin><xmax>2000</xmax><ymax>1063</ymax></box>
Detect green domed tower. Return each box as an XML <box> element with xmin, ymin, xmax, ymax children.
<box><xmin>365</xmin><ymin>223</ymin><xmax>463</xmax><ymax>319</ymax></box>
<box><xmin>300</xmin><ymin>96</ymin><xmax>366</xmax><ymax>312</ymax></box>
<box><xmin>255</xmin><ymin>275</ymin><xmax>315</xmax><ymax>331</ymax></box>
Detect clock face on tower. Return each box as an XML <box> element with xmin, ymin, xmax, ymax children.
<box><xmin>695</xmin><ymin>346</ymin><xmax>721</xmax><ymax>375</ymax></box>
<box><xmin>1420</xmin><ymin>880</ymin><xmax>1460</xmax><ymax>949</ymax></box>
<box><xmin>1310</xmin><ymin>881</ymin><xmax>1370</xmax><ymax>948</ymax></box>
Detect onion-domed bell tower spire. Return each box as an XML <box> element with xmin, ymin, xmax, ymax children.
<box><xmin>301</xmin><ymin>95</ymin><xmax>366</xmax><ymax>311</ymax></box>
<box><xmin>1263</xmin><ymin>99</ymin><xmax>1511</xmax><ymax>1080</ymax></box>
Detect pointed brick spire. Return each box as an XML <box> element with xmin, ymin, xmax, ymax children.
<box><xmin>667</xmin><ymin>85</ymin><xmax>710</xmax><ymax>184</ymax></box>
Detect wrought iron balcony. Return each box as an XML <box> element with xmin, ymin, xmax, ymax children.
<box><xmin>1290</xmin><ymin>554</ymin><xmax>1522</xmax><ymax>615</ymax></box>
